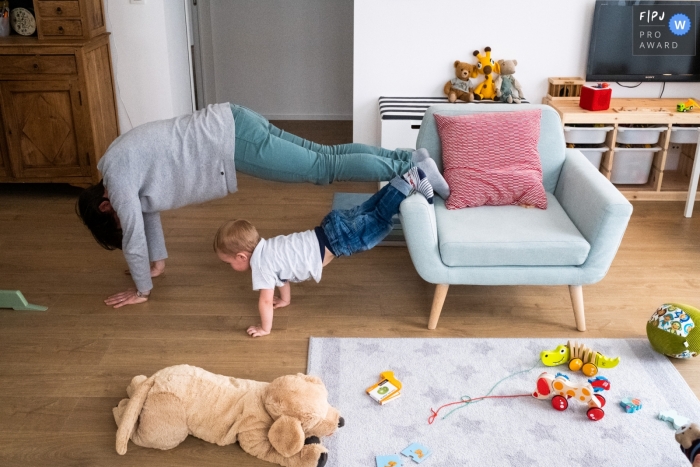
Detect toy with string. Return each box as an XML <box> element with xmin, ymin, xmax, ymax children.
<box><xmin>428</xmin><ymin>366</ymin><xmax>611</xmax><ymax>425</ymax></box>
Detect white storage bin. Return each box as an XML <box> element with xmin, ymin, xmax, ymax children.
<box><xmin>665</xmin><ymin>144</ymin><xmax>681</xmax><ymax>171</ymax></box>
<box><xmin>616</xmin><ymin>126</ymin><xmax>666</xmax><ymax>145</ymax></box>
<box><xmin>564</xmin><ymin>126</ymin><xmax>613</xmax><ymax>144</ymax></box>
<box><xmin>611</xmin><ymin>146</ymin><xmax>661</xmax><ymax>184</ymax></box>
<box><xmin>576</xmin><ymin>146</ymin><xmax>607</xmax><ymax>169</ymax></box>
<box><xmin>670</xmin><ymin>126</ymin><xmax>700</xmax><ymax>144</ymax></box>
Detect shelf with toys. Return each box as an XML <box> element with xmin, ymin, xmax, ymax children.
<box><xmin>545</xmin><ymin>80</ymin><xmax>700</xmax><ymax>217</ymax></box>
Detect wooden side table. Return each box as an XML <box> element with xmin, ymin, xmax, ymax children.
<box><xmin>548</xmin><ymin>98</ymin><xmax>700</xmax><ymax>217</ymax></box>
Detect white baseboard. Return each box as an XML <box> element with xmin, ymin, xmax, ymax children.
<box><xmin>265</xmin><ymin>114</ymin><xmax>352</xmax><ymax>121</ymax></box>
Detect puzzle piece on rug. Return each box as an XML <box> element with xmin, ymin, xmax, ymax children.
<box><xmin>659</xmin><ymin>409</ymin><xmax>690</xmax><ymax>429</ymax></box>
<box><xmin>401</xmin><ymin>442</ymin><xmax>432</xmax><ymax>463</ymax></box>
<box><xmin>376</xmin><ymin>454</ymin><xmax>404</xmax><ymax>467</ymax></box>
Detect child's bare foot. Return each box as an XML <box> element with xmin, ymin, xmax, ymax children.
<box><xmin>272</xmin><ymin>296</ymin><xmax>289</xmax><ymax>309</ymax></box>
<box><xmin>247</xmin><ymin>325</ymin><xmax>270</xmax><ymax>337</ymax></box>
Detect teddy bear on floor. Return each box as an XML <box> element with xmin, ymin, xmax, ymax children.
<box><xmin>113</xmin><ymin>365</ymin><xmax>344</xmax><ymax>467</ymax></box>
<box><xmin>494</xmin><ymin>59</ymin><xmax>525</xmax><ymax>104</ymax></box>
<box><xmin>443</xmin><ymin>60</ymin><xmax>476</xmax><ymax>103</ymax></box>
<box><xmin>677</xmin><ymin>423</ymin><xmax>700</xmax><ymax>466</ymax></box>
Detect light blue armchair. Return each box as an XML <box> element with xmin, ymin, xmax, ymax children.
<box><xmin>399</xmin><ymin>104</ymin><xmax>633</xmax><ymax>331</ymax></box>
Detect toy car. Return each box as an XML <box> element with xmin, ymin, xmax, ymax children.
<box><xmin>677</xmin><ymin>99</ymin><xmax>699</xmax><ymax>112</ymax></box>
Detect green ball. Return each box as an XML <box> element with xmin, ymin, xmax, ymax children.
<box><xmin>647</xmin><ymin>303</ymin><xmax>700</xmax><ymax>358</ymax></box>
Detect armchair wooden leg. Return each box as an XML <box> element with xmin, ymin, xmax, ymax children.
<box><xmin>568</xmin><ymin>285</ymin><xmax>586</xmax><ymax>331</ymax></box>
<box><xmin>428</xmin><ymin>284</ymin><xmax>449</xmax><ymax>330</ymax></box>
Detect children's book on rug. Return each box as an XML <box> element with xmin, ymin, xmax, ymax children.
<box><xmin>366</xmin><ymin>371</ymin><xmax>402</xmax><ymax>405</ymax></box>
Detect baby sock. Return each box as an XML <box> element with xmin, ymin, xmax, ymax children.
<box><xmin>411</xmin><ymin>149</ymin><xmax>450</xmax><ymax>199</ymax></box>
<box><xmin>402</xmin><ymin>167</ymin><xmax>434</xmax><ymax>204</ymax></box>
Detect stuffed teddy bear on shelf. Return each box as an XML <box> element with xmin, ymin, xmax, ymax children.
<box><xmin>443</xmin><ymin>60</ymin><xmax>476</xmax><ymax>102</ymax></box>
<box><xmin>677</xmin><ymin>423</ymin><xmax>700</xmax><ymax>466</ymax></box>
<box><xmin>113</xmin><ymin>365</ymin><xmax>344</xmax><ymax>467</ymax></box>
<box><xmin>495</xmin><ymin>59</ymin><xmax>525</xmax><ymax>104</ymax></box>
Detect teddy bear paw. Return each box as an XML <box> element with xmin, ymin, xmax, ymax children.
<box><xmin>298</xmin><ymin>442</ymin><xmax>328</xmax><ymax>467</ymax></box>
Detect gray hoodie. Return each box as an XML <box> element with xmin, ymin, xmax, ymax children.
<box><xmin>98</xmin><ymin>103</ymin><xmax>237</xmax><ymax>292</ymax></box>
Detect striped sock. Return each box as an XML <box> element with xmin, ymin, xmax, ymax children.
<box><xmin>402</xmin><ymin>167</ymin><xmax>434</xmax><ymax>204</ymax></box>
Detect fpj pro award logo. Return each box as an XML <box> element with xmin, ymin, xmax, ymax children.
<box><xmin>634</xmin><ymin>4</ymin><xmax>695</xmax><ymax>55</ymax></box>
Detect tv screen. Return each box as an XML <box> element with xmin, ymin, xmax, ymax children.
<box><xmin>587</xmin><ymin>1</ymin><xmax>700</xmax><ymax>82</ymax></box>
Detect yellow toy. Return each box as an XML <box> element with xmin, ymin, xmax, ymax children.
<box><xmin>540</xmin><ymin>340</ymin><xmax>620</xmax><ymax>376</ymax></box>
<box><xmin>677</xmin><ymin>99</ymin><xmax>699</xmax><ymax>112</ymax></box>
<box><xmin>366</xmin><ymin>371</ymin><xmax>402</xmax><ymax>405</ymax></box>
<box><xmin>471</xmin><ymin>47</ymin><xmax>501</xmax><ymax>101</ymax></box>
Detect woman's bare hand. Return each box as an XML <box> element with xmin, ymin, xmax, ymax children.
<box><xmin>104</xmin><ymin>289</ymin><xmax>149</xmax><ymax>308</ymax></box>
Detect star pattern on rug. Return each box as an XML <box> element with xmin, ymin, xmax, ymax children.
<box><xmin>451</xmin><ymin>414</ymin><xmax>487</xmax><ymax>432</ymax></box>
<box><xmin>449</xmin><ymin>363</ymin><xmax>477</xmax><ymax>382</ymax></box>
<box><xmin>529</xmin><ymin>421</ymin><xmax>561</xmax><ymax>442</ymax></box>
<box><xmin>470</xmin><ymin>340</ymin><xmax>497</xmax><ymax>356</ymax></box>
<box><xmin>576</xmin><ymin>452</ymin><xmax>613</xmax><ymax>467</ymax></box>
<box><xmin>353</xmin><ymin>341</ymin><xmax>383</xmax><ymax>356</ymax></box>
<box><xmin>413</xmin><ymin>341</ymin><xmax>443</xmax><ymax>357</ymax></box>
<box><xmin>596</xmin><ymin>425</ymin><xmax>631</xmax><ymax>443</ymax></box>
<box><xmin>504</xmin><ymin>448</ymin><xmax>539</xmax><ymax>467</ymax></box>
<box><xmin>421</xmin><ymin>385</ymin><xmax>455</xmax><ymax>405</ymax></box>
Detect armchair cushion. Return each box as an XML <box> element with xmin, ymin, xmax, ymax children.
<box><xmin>435</xmin><ymin>110</ymin><xmax>548</xmax><ymax>210</ymax></box>
<box><xmin>436</xmin><ymin>193</ymin><xmax>590</xmax><ymax>267</ymax></box>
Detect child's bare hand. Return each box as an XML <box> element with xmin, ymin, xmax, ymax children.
<box><xmin>247</xmin><ymin>325</ymin><xmax>270</xmax><ymax>337</ymax></box>
<box><xmin>272</xmin><ymin>296</ymin><xmax>289</xmax><ymax>309</ymax></box>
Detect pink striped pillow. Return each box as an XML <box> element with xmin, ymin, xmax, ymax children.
<box><xmin>435</xmin><ymin>110</ymin><xmax>547</xmax><ymax>210</ymax></box>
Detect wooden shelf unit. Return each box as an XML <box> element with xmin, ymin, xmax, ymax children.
<box><xmin>548</xmin><ymin>98</ymin><xmax>700</xmax><ymax>202</ymax></box>
<box><xmin>0</xmin><ymin>0</ymin><xmax>118</xmax><ymax>186</ymax></box>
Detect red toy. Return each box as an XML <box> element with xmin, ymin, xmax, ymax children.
<box><xmin>532</xmin><ymin>372</ymin><xmax>609</xmax><ymax>421</ymax></box>
<box><xmin>579</xmin><ymin>85</ymin><xmax>612</xmax><ymax>111</ymax></box>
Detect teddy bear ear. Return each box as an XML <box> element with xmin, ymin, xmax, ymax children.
<box><xmin>298</xmin><ymin>374</ymin><xmax>323</xmax><ymax>385</ymax></box>
<box><xmin>513</xmin><ymin>59</ymin><xmax>518</xmax><ymax>66</ymax></box>
<box><xmin>268</xmin><ymin>415</ymin><xmax>305</xmax><ymax>458</ymax></box>
<box><xmin>454</xmin><ymin>60</ymin><xmax>461</xmax><ymax>67</ymax></box>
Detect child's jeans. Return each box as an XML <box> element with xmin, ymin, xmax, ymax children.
<box><xmin>321</xmin><ymin>183</ymin><xmax>407</xmax><ymax>257</ymax></box>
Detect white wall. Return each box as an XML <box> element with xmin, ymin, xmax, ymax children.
<box><xmin>105</xmin><ymin>0</ymin><xmax>193</xmax><ymax>132</ymax></box>
<box><xmin>354</xmin><ymin>0</ymin><xmax>700</xmax><ymax>145</ymax></box>
<box><xmin>204</xmin><ymin>0</ymin><xmax>353</xmax><ymax>120</ymax></box>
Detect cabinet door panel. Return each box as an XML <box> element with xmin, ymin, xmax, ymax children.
<box><xmin>0</xmin><ymin>108</ymin><xmax>10</xmax><ymax>178</ymax></box>
<box><xmin>0</xmin><ymin>80</ymin><xmax>89</xmax><ymax>179</ymax></box>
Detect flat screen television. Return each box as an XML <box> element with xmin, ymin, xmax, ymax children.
<box><xmin>587</xmin><ymin>0</ymin><xmax>700</xmax><ymax>82</ymax></box>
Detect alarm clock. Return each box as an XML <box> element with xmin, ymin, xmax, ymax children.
<box><xmin>10</xmin><ymin>7</ymin><xmax>36</xmax><ymax>36</ymax></box>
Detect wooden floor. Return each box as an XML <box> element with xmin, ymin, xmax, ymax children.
<box><xmin>2</xmin><ymin>120</ymin><xmax>700</xmax><ymax>466</ymax></box>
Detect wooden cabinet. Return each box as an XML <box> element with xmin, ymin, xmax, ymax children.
<box><xmin>35</xmin><ymin>0</ymin><xmax>106</xmax><ymax>41</ymax></box>
<box><xmin>0</xmin><ymin>3</ymin><xmax>118</xmax><ymax>185</ymax></box>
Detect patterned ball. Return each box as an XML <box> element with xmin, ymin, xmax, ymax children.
<box><xmin>647</xmin><ymin>303</ymin><xmax>700</xmax><ymax>358</ymax></box>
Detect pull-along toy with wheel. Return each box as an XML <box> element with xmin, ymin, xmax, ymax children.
<box><xmin>540</xmin><ymin>340</ymin><xmax>620</xmax><ymax>376</ymax></box>
<box><xmin>532</xmin><ymin>372</ymin><xmax>609</xmax><ymax>421</ymax></box>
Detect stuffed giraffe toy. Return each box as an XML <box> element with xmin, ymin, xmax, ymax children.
<box><xmin>471</xmin><ymin>47</ymin><xmax>501</xmax><ymax>101</ymax></box>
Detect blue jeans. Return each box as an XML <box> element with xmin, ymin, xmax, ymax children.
<box><xmin>231</xmin><ymin>104</ymin><xmax>413</xmax><ymax>184</ymax></box>
<box><xmin>321</xmin><ymin>183</ymin><xmax>407</xmax><ymax>257</ymax></box>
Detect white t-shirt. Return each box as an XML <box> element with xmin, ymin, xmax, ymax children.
<box><xmin>250</xmin><ymin>230</ymin><xmax>323</xmax><ymax>290</ymax></box>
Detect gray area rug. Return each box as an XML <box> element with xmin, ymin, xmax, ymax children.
<box><xmin>307</xmin><ymin>338</ymin><xmax>700</xmax><ymax>467</ymax></box>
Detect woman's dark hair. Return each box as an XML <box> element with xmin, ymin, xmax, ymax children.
<box><xmin>75</xmin><ymin>180</ymin><xmax>123</xmax><ymax>250</ymax></box>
